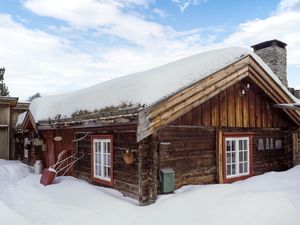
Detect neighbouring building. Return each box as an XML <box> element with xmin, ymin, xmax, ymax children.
<box><xmin>16</xmin><ymin>40</ymin><xmax>300</xmax><ymax>205</ymax></box>
<box><xmin>0</xmin><ymin>97</ymin><xmax>29</xmax><ymax>159</ymax></box>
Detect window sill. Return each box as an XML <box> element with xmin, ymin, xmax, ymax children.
<box><xmin>91</xmin><ymin>177</ymin><xmax>113</xmax><ymax>187</ymax></box>
<box><xmin>223</xmin><ymin>174</ymin><xmax>252</xmax><ymax>183</ymax></box>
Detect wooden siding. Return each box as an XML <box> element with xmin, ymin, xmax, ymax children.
<box><xmin>252</xmin><ymin>130</ymin><xmax>293</xmax><ymax>174</ymax></box>
<box><xmin>158</xmin><ymin>126</ymin><xmax>293</xmax><ymax>188</ymax></box>
<box><xmin>158</xmin><ymin>126</ymin><xmax>217</xmax><ymax>189</ymax></box>
<box><xmin>43</xmin><ymin>129</ymin><xmax>74</xmax><ymax>170</ymax></box>
<box><xmin>75</xmin><ymin>128</ymin><xmax>140</xmax><ymax>200</ymax></box>
<box><xmin>171</xmin><ymin>78</ymin><xmax>296</xmax><ymax>128</ymax></box>
<box><xmin>293</xmin><ymin>132</ymin><xmax>300</xmax><ymax>165</ymax></box>
<box><xmin>0</xmin><ymin>105</ymin><xmax>10</xmax><ymax>159</ymax></box>
<box><xmin>0</xmin><ymin>106</ymin><xmax>10</xmax><ymax>125</ymax></box>
<box><xmin>0</xmin><ymin>128</ymin><xmax>8</xmax><ymax>159</ymax></box>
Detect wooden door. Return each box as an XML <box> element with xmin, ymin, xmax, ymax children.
<box><xmin>293</xmin><ymin>132</ymin><xmax>300</xmax><ymax>165</ymax></box>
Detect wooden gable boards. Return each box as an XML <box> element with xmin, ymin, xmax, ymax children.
<box><xmin>137</xmin><ymin>55</ymin><xmax>300</xmax><ymax>142</ymax></box>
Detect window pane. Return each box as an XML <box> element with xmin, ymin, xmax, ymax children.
<box><xmin>227</xmin><ymin>165</ymin><xmax>231</xmax><ymax>175</ymax></box>
<box><xmin>106</xmin><ymin>154</ymin><xmax>110</xmax><ymax>166</ymax></box>
<box><xmin>107</xmin><ymin>142</ymin><xmax>110</xmax><ymax>153</ymax></box>
<box><xmin>227</xmin><ymin>153</ymin><xmax>231</xmax><ymax>163</ymax></box>
<box><xmin>244</xmin><ymin>140</ymin><xmax>247</xmax><ymax>150</ymax></box>
<box><xmin>226</xmin><ymin>141</ymin><xmax>230</xmax><ymax>152</ymax></box>
<box><xmin>108</xmin><ymin>168</ymin><xmax>111</xmax><ymax>178</ymax></box>
<box><xmin>239</xmin><ymin>152</ymin><xmax>243</xmax><ymax>162</ymax></box>
<box><xmin>232</xmin><ymin>164</ymin><xmax>236</xmax><ymax>175</ymax></box>
<box><xmin>104</xmin><ymin>142</ymin><xmax>107</xmax><ymax>154</ymax></box>
<box><xmin>232</xmin><ymin>152</ymin><xmax>236</xmax><ymax>163</ymax></box>
<box><xmin>107</xmin><ymin>154</ymin><xmax>111</xmax><ymax>167</ymax></box>
<box><xmin>232</xmin><ymin>141</ymin><xmax>235</xmax><ymax>151</ymax></box>
<box><xmin>239</xmin><ymin>163</ymin><xmax>243</xmax><ymax>173</ymax></box>
<box><xmin>95</xmin><ymin>165</ymin><xmax>99</xmax><ymax>176</ymax></box>
<box><xmin>244</xmin><ymin>163</ymin><xmax>248</xmax><ymax>173</ymax></box>
<box><xmin>244</xmin><ymin>151</ymin><xmax>248</xmax><ymax>161</ymax></box>
<box><xmin>239</xmin><ymin>140</ymin><xmax>242</xmax><ymax>150</ymax></box>
<box><xmin>99</xmin><ymin>153</ymin><xmax>102</xmax><ymax>165</ymax></box>
<box><xmin>98</xmin><ymin>142</ymin><xmax>101</xmax><ymax>152</ymax></box>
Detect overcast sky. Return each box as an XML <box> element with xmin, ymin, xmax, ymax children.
<box><xmin>1</xmin><ymin>0</ymin><xmax>300</xmax><ymax>101</ymax></box>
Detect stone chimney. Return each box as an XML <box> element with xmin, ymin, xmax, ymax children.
<box><xmin>251</xmin><ymin>40</ymin><xmax>288</xmax><ymax>87</ymax></box>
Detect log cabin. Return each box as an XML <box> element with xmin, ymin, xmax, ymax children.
<box><xmin>16</xmin><ymin>40</ymin><xmax>300</xmax><ymax>205</ymax></box>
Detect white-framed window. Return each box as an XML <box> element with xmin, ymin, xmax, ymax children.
<box><xmin>225</xmin><ymin>137</ymin><xmax>250</xmax><ymax>178</ymax></box>
<box><xmin>92</xmin><ymin>136</ymin><xmax>112</xmax><ymax>184</ymax></box>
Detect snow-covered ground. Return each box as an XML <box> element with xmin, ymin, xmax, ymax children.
<box><xmin>1</xmin><ymin>159</ymin><xmax>300</xmax><ymax>225</ymax></box>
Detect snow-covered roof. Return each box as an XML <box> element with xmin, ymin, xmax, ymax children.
<box><xmin>29</xmin><ymin>47</ymin><xmax>298</xmax><ymax>122</ymax></box>
<box><xmin>16</xmin><ymin>111</ymin><xmax>27</xmax><ymax>127</ymax></box>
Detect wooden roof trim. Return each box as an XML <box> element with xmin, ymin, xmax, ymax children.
<box><xmin>249</xmin><ymin>72</ymin><xmax>300</xmax><ymax>126</ymax></box>
<box><xmin>248</xmin><ymin>56</ymin><xmax>300</xmax><ymax>125</ymax></box>
<box><xmin>0</xmin><ymin>96</ymin><xmax>18</xmax><ymax>106</ymax></box>
<box><xmin>137</xmin><ymin>56</ymin><xmax>252</xmax><ymax>141</ymax></box>
<box><xmin>22</xmin><ymin>111</ymin><xmax>37</xmax><ymax>132</ymax></box>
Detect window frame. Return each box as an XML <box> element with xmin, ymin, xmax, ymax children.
<box><xmin>222</xmin><ymin>133</ymin><xmax>253</xmax><ymax>183</ymax></box>
<box><xmin>91</xmin><ymin>135</ymin><xmax>113</xmax><ymax>187</ymax></box>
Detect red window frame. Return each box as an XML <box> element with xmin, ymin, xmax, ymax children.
<box><xmin>222</xmin><ymin>133</ymin><xmax>253</xmax><ymax>183</ymax></box>
<box><xmin>91</xmin><ymin>135</ymin><xmax>113</xmax><ymax>187</ymax></box>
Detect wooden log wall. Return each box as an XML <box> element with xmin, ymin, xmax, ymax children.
<box><xmin>158</xmin><ymin>126</ymin><xmax>217</xmax><ymax>189</ymax></box>
<box><xmin>158</xmin><ymin>126</ymin><xmax>293</xmax><ymax>188</ymax></box>
<box><xmin>171</xmin><ymin>78</ymin><xmax>296</xmax><ymax>128</ymax></box>
<box><xmin>251</xmin><ymin>129</ymin><xmax>293</xmax><ymax>174</ymax></box>
<box><xmin>74</xmin><ymin>128</ymin><xmax>141</xmax><ymax>201</ymax></box>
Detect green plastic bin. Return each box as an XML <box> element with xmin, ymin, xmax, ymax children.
<box><xmin>160</xmin><ymin>168</ymin><xmax>175</xmax><ymax>194</ymax></box>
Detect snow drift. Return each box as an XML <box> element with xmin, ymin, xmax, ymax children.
<box><xmin>1</xmin><ymin>160</ymin><xmax>300</xmax><ymax>225</ymax></box>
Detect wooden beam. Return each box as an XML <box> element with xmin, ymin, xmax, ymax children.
<box><xmin>216</xmin><ymin>128</ymin><xmax>223</xmax><ymax>183</ymax></box>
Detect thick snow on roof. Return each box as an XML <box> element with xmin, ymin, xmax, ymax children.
<box><xmin>29</xmin><ymin>47</ymin><xmax>297</xmax><ymax>122</ymax></box>
<box><xmin>16</xmin><ymin>111</ymin><xmax>27</xmax><ymax>127</ymax></box>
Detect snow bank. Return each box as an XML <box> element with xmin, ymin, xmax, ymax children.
<box><xmin>0</xmin><ymin>160</ymin><xmax>31</xmax><ymax>182</ymax></box>
<box><xmin>0</xmin><ymin>201</ymin><xmax>34</xmax><ymax>225</ymax></box>
<box><xmin>30</xmin><ymin>47</ymin><xmax>253</xmax><ymax>122</ymax></box>
<box><xmin>1</xmin><ymin>160</ymin><xmax>300</xmax><ymax>225</ymax></box>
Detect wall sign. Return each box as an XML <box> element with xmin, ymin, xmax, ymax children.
<box><xmin>54</xmin><ymin>136</ymin><xmax>63</xmax><ymax>142</ymax></box>
<box><xmin>265</xmin><ymin>138</ymin><xmax>270</xmax><ymax>150</ymax></box>
<box><xmin>258</xmin><ymin>139</ymin><xmax>264</xmax><ymax>151</ymax></box>
<box><xmin>257</xmin><ymin>138</ymin><xmax>282</xmax><ymax>151</ymax></box>
<box><xmin>275</xmin><ymin>140</ymin><xmax>282</xmax><ymax>149</ymax></box>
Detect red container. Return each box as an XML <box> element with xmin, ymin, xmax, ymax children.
<box><xmin>40</xmin><ymin>169</ymin><xmax>56</xmax><ymax>186</ymax></box>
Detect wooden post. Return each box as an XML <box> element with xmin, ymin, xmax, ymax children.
<box><xmin>293</xmin><ymin>132</ymin><xmax>300</xmax><ymax>165</ymax></box>
<box><xmin>216</xmin><ymin>128</ymin><xmax>223</xmax><ymax>183</ymax></box>
<box><xmin>138</xmin><ymin>134</ymin><xmax>158</xmax><ymax>205</ymax></box>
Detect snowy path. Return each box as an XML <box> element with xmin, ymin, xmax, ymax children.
<box><xmin>1</xmin><ymin>159</ymin><xmax>300</xmax><ymax>225</ymax></box>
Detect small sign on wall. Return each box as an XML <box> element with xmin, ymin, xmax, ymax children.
<box><xmin>257</xmin><ymin>138</ymin><xmax>282</xmax><ymax>151</ymax></box>
<box><xmin>275</xmin><ymin>140</ymin><xmax>282</xmax><ymax>149</ymax></box>
<box><xmin>258</xmin><ymin>139</ymin><xmax>264</xmax><ymax>151</ymax></box>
